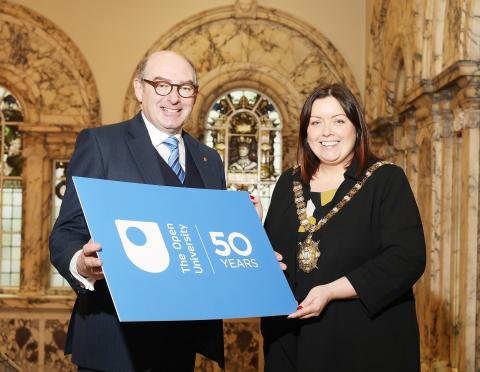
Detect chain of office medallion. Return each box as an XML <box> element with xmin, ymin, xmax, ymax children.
<box><xmin>293</xmin><ymin>161</ymin><xmax>391</xmax><ymax>235</ymax></box>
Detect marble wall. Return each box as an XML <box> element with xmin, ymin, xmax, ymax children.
<box><xmin>2</xmin><ymin>0</ymin><xmax>479</xmax><ymax>370</ymax></box>
<box><xmin>124</xmin><ymin>3</ymin><xmax>359</xmax><ymax>371</ymax></box>
<box><xmin>0</xmin><ymin>1</ymin><xmax>100</xmax><ymax>127</ymax></box>
<box><xmin>366</xmin><ymin>1</ymin><xmax>480</xmax><ymax>371</ymax></box>
<box><xmin>0</xmin><ymin>0</ymin><xmax>100</xmax><ymax>370</ymax></box>
<box><xmin>0</xmin><ymin>0</ymin><xmax>361</xmax><ymax>370</ymax></box>
<box><xmin>123</xmin><ymin>3</ymin><xmax>359</xmax><ymax>169</ymax></box>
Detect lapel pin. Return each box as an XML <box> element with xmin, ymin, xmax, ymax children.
<box><xmin>203</xmin><ymin>156</ymin><xmax>208</xmax><ymax>162</ymax></box>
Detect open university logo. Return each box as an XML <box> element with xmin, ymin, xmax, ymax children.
<box><xmin>114</xmin><ymin>220</ymin><xmax>170</xmax><ymax>273</ymax></box>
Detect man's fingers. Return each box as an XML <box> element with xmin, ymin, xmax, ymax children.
<box><xmin>84</xmin><ymin>256</ymin><xmax>102</xmax><ymax>269</ymax></box>
<box><xmin>76</xmin><ymin>246</ymin><xmax>103</xmax><ymax>278</ymax></box>
<box><xmin>89</xmin><ymin>272</ymin><xmax>105</xmax><ymax>280</ymax></box>
<box><xmin>82</xmin><ymin>241</ymin><xmax>102</xmax><ymax>256</ymax></box>
<box><xmin>91</xmin><ymin>265</ymin><xmax>104</xmax><ymax>274</ymax></box>
<box><xmin>274</xmin><ymin>251</ymin><xmax>283</xmax><ymax>261</ymax></box>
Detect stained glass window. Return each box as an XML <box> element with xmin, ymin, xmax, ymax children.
<box><xmin>49</xmin><ymin>160</ymin><xmax>69</xmax><ymax>288</ymax></box>
<box><xmin>0</xmin><ymin>86</ymin><xmax>23</xmax><ymax>288</ymax></box>
<box><xmin>204</xmin><ymin>89</ymin><xmax>282</xmax><ymax>213</ymax></box>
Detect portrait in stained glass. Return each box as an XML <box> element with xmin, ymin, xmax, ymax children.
<box><xmin>204</xmin><ymin>89</ymin><xmax>282</xmax><ymax>212</ymax></box>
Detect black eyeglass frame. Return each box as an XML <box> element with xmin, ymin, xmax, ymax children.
<box><xmin>142</xmin><ymin>78</ymin><xmax>198</xmax><ymax>98</ymax></box>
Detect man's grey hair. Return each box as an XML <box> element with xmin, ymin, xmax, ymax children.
<box><xmin>135</xmin><ymin>53</ymin><xmax>198</xmax><ymax>85</ymax></box>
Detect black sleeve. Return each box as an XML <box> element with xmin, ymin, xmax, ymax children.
<box><xmin>49</xmin><ymin>129</ymin><xmax>105</xmax><ymax>293</ymax></box>
<box><xmin>264</xmin><ymin>170</ymin><xmax>292</xmax><ymax>233</ymax></box>
<box><xmin>263</xmin><ymin>169</ymin><xmax>299</xmax><ymax>284</ymax></box>
<box><xmin>346</xmin><ymin>166</ymin><xmax>426</xmax><ymax>317</ymax></box>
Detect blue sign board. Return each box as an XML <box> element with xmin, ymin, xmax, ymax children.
<box><xmin>73</xmin><ymin>177</ymin><xmax>297</xmax><ymax>321</ymax></box>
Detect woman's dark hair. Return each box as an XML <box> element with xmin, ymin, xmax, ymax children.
<box><xmin>297</xmin><ymin>83</ymin><xmax>372</xmax><ymax>183</ymax></box>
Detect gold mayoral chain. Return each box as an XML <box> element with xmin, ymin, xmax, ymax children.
<box><xmin>293</xmin><ymin>160</ymin><xmax>390</xmax><ymax>273</ymax></box>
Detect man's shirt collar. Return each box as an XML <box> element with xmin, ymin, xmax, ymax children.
<box><xmin>141</xmin><ymin>112</ymin><xmax>182</xmax><ymax>147</ymax></box>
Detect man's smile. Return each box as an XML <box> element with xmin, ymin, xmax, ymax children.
<box><xmin>161</xmin><ymin>106</ymin><xmax>181</xmax><ymax>113</ymax></box>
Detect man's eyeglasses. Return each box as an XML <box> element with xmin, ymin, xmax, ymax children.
<box><xmin>142</xmin><ymin>79</ymin><xmax>198</xmax><ymax>98</ymax></box>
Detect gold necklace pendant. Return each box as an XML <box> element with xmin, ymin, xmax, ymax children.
<box><xmin>297</xmin><ymin>234</ymin><xmax>320</xmax><ymax>273</ymax></box>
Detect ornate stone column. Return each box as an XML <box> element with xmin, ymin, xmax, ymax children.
<box><xmin>17</xmin><ymin>126</ymin><xmax>79</xmax><ymax>296</ymax></box>
<box><xmin>433</xmin><ymin>90</ymin><xmax>457</xmax><ymax>371</ymax></box>
<box><xmin>19</xmin><ymin>130</ymin><xmax>49</xmax><ymax>294</ymax></box>
<box><xmin>454</xmin><ymin>101</ymin><xmax>480</xmax><ymax>371</ymax></box>
<box><xmin>401</xmin><ymin>109</ymin><xmax>418</xmax><ymax>193</ymax></box>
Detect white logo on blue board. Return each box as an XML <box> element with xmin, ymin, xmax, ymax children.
<box><xmin>114</xmin><ymin>220</ymin><xmax>170</xmax><ymax>273</ymax></box>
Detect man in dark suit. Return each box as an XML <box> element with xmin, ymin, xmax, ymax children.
<box><xmin>49</xmin><ymin>51</ymin><xmax>225</xmax><ymax>372</ymax></box>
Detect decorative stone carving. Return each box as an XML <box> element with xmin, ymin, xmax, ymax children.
<box><xmin>234</xmin><ymin>0</ymin><xmax>257</xmax><ymax>18</ymax></box>
<box><xmin>367</xmin><ymin>1</ymin><xmax>480</xmax><ymax>370</ymax></box>
<box><xmin>44</xmin><ymin>319</ymin><xmax>74</xmax><ymax>372</ymax></box>
<box><xmin>0</xmin><ymin>319</ymin><xmax>39</xmax><ymax>371</ymax></box>
<box><xmin>123</xmin><ymin>5</ymin><xmax>359</xmax><ymax>169</ymax></box>
<box><xmin>224</xmin><ymin>320</ymin><xmax>262</xmax><ymax>371</ymax></box>
<box><xmin>0</xmin><ymin>2</ymin><xmax>100</xmax><ymax>370</ymax></box>
<box><xmin>0</xmin><ymin>0</ymin><xmax>100</xmax><ymax>128</ymax></box>
<box><xmin>119</xmin><ymin>7</ymin><xmax>360</xmax><ymax>372</ymax></box>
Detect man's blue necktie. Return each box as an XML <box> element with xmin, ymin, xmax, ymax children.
<box><xmin>162</xmin><ymin>136</ymin><xmax>185</xmax><ymax>183</ymax></box>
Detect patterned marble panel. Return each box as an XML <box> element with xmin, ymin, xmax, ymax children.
<box><xmin>0</xmin><ymin>1</ymin><xmax>100</xmax><ymax>127</ymax></box>
<box><xmin>443</xmin><ymin>0</ymin><xmax>465</xmax><ymax>67</ymax></box>
<box><xmin>365</xmin><ymin>0</ymin><xmax>478</xmax><ymax>122</ymax></box>
<box><xmin>224</xmin><ymin>319</ymin><xmax>261</xmax><ymax>372</ymax></box>
<box><xmin>365</xmin><ymin>0</ymin><xmax>419</xmax><ymax>120</ymax></box>
<box><xmin>195</xmin><ymin>353</ymin><xmax>220</xmax><ymax>372</ymax></box>
<box><xmin>0</xmin><ymin>319</ymin><xmax>39</xmax><ymax>371</ymax></box>
<box><xmin>466</xmin><ymin>0</ymin><xmax>480</xmax><ymax>60</ymax></box>
<box><xmin>369</xmin><ymin>67</ymin><xmax>480</xmax><ymax>372</ymax></box>
<box><xmin>44</xmin><ymin>319</ymin><xmax>74</xmax><ymax>372</ymax></box>
<box><xmin>123</xmin><ymin>5</ymin><xmax>359</xmax><ymax>169</ymax></box>
<box><xmin>367</xmin><ymin>2</ymin><xmax>480</xmax><ymax>370</ymax></box>
<box><xmin>169</xmin><ymin>19</ymin><xmax>341</xmax><ymax>97</ymax></box>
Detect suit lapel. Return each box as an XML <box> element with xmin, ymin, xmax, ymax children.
<box><xmin>125</xmin><ymin>113</ymin><xmax>166</xmax><ymax>185</ymax></box>
<box><xmin>183</xmin><ymin>132</ymin><xmax>217</xmax><ymax>189</ymax></box>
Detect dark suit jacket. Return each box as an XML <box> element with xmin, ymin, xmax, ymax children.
<box><xmin>49</xmin><ymin>113</ymin><xmax>225</xmax><ymax>371</ymax></box>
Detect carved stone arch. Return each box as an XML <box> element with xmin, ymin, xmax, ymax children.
<box><xmin>383</xmin><ymin>43</ymin><xmax>413</xmax><ymax>117</ymax></box>
<box><xmin>391</xmin><ymin>48</ymin><xmax>407</xmax><ymax>106</ymax></box>
<box><xmin>0</xmin><ymin>0</ymin><xmax>101</xmax><ymax>128</ymax></box>
<box><xmin>0</xmin><ymin>66</ymin><xmax>35</xmax><ymax>121</ymax></box>
<box><xmin>191</xmin><ymin>62</ymin><xmax>302</xmax><ymax>166</ymax></box>
<box><xmin>123</xmin><ymin>5</ymin><xmax>359</xmax><ymax>167</ymax></box>
<box><xmin>379</xmin><ymin>34</ymin><xmax>414</xmax><ymax>117</ymax></box>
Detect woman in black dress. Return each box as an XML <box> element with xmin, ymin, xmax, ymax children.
<box><xmin>261</xmin><ymin>84</ymin><xmax>425</xmax><ymax>372</ymax></box>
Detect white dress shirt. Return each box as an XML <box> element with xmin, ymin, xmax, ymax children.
<box><xmin>69</xmin><ymin>112</ymin><xmax>186</xmax><ymax>290</ymax></box>
<box><xmin>142</xmin><ymin>112</ymin><xmax>186</xmax><ymax>171</ymax></box>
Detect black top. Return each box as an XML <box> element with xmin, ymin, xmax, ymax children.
<box><xmin>261</xmin><ymin>158</ymin><xmax>426</xmax><ymax>372</ymax></box>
